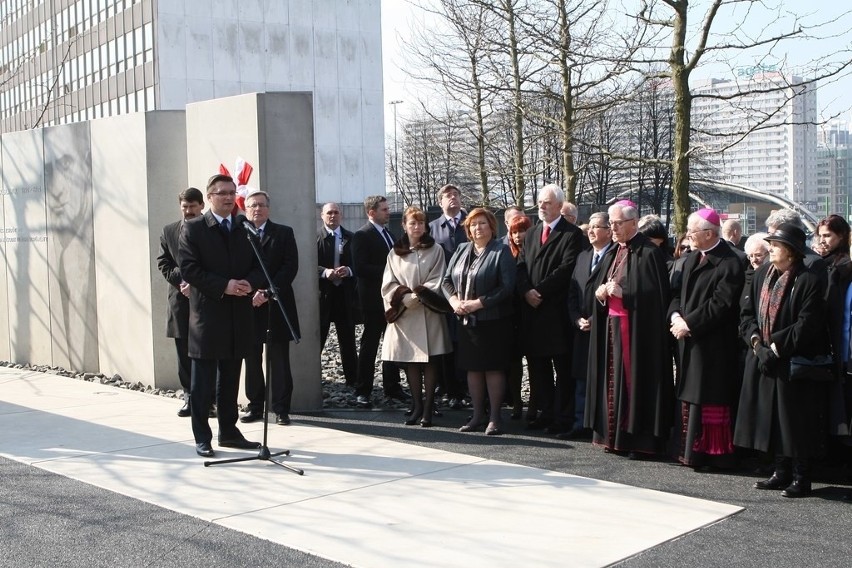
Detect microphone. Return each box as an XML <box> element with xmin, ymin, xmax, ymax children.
<box><xmin>238</xmin><ymin>216</ymin><xmax>260</xmax><ymax>239</ymax></box>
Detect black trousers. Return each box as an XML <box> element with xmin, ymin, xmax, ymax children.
<box><xmin>173</xmin><ymin>336</ymin><xmax>191</xmax><ymax>394</ymax></box>
<box><xmin>244</xmin><ymin>340</ymin><xmax>293</xmax><ymax>415</ymax></box>
<box><xmin>355</xmin><ymin>310</ymin><xmax>400</xmax><ymax>397</ymax></box>
<box><xmin>320</xmin><ymin>288</ymin><xmax>358</xmax><ymax>385</ymax></box>
<box><xmin>526</xmin><ymin>352</ymin><xmax>574</xmax><ymax>427</ymax></box>
<box><xmin>190</xmin><ymin>358</ymin><xmax>242</xmax><ymax>444</ymax></box>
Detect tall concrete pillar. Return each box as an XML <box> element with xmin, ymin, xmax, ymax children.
<box><xmin>186</xmin><ymin>92</ymin><xmax>321</xmax><ymax>411</ymax></box>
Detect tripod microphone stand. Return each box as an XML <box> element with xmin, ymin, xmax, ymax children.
<box><xmin>205</xmin><ymin>221</ymin><xmax>303</xmax><ymax>475</ymax></box>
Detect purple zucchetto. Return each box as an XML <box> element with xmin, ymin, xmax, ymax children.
<box><xmin>695</xmin><ymin>208</ymin><xmax>721</xmax><ymax>226</ymax></box>
<box><xmin>614</xmin><ymin>199</ymin><xmax>637</xmax><ymax>208</ymax></box>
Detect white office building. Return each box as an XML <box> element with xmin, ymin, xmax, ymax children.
<box><xmin>0</xmin><ymin>0</ymin><xmax>384</xmax><ymax>202</ymax></box>
<box><xmin>691</xmin><ymin>72</ymin><xmax>818</xmax><ymax>204</ymax></box>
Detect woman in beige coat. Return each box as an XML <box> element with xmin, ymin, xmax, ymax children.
<box><xmin>381</xmin><ymin>207</ymin><xmax>451</xmax><ymax>427</ymax></box>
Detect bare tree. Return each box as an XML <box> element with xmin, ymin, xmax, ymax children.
<box><xmin>406</xmin><ymin>0</ymin><xmax>500</xmax><ymax>204</ymax></box>
<box><xmin>634</xmin><ymin>0</ymin><xmax>852</xmax><ymax>232</ymax></box>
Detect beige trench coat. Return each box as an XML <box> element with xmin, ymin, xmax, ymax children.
<box><xmin>381</xmin><ymin>244</ymin><xmax>452</xmax><ymax>363</ymax></box>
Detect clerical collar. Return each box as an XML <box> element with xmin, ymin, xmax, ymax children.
<box><xmin>697</xmin><ymin>239</ymin><xmax>722</xmax><ymax>254</ymax></box>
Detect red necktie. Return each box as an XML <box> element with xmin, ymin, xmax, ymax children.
<box><xmin>540</xmin><ymin>224</ymin><xmax>550</xmax><ymax>245</ymax></box>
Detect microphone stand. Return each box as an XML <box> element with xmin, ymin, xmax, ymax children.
<box><xmin>205</xmin><ymin>222</ymin><xmax>303</xmax><ymax>475</ymax></box>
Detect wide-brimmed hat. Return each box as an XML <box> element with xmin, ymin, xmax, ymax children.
<box><xmin>764</xmin><ymin>223</ymin><xmax>807</xmax><ymax>255</ymax></box>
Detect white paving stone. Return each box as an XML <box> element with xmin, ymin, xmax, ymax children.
<box><xmin>0</xmin><ymin>368</ymin><xmax>742</xmax><ymax>568</ymax></box>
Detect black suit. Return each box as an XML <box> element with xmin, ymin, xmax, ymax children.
<box><xmin>318</xmin><ymin>225</ymin><xmax>358</xmax><ymax>385</ymax></box>
<box><xmin>179</xmin><ymin>211</ymin><xmax>264</xmax><ymax>445</ymax></box>
<box><xmin>567</xmin><ymin>244</ymin><xmax>610</xmax><ymax>429</ymax></box>
<box><xmin>429</xmin><ymin>213</ymin><xmax>468</xmax><ymax>399</ymax></box>
<box><xmin>157</xmin><ymin>220</ymin><xmax>191</xmax><ymax>395</ymax></box>
<box><xmin>244</xmin><ymin>221</ymin><xmax>300</xmax><ymax>416</ymax></box>
<box><xmin>516</xmin><ymin>217</ymin><xmax>583</xmax><ymax>429</ymax></box>
<box><xmin>351</xmin><ymin>222</ymin><xmax>401</xmax><ymax>397</ymax></box>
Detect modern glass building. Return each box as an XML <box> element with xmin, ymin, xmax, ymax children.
<box><xmin>0</xmin><ymin>0</ymin><xmax>385</xmax><ymax>202</ymax></box>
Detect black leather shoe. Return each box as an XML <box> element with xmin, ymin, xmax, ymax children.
<box><xmin>276</xmin><ymin>413</ymin><xmax>291</xmax><ymax>425</ymax></box>
<box><xmin>218</xmin><ymin>437</ymin><xmax>262</xmax><ymax>449</ymax></box>
<box><xmin>781</xmin><ymin>479</ymin><xmax>812</xmax><ymax>498</ymax></box>
<box><xmin>208</xmin><ymin>405</ymin><xmax>217</xmax><ymax>418</ymax></box>
<box><xmin>754</xmin><ymin>473</ymin><xmax>792</xmax><ymax>490</ymax></box>
<box><xmin>195</xmin><ymin>442</ymin><xmax>214</xmax><ymax>457</ymax></box>
<box><xmin>240</xmin><ymin>410</ymin><xmax>263</xmax><ymax>423</ymax></box>
<box><xmin>177</xmin><ymin>400</ymin><xmax>191</xmax><ymax>417</ymax></box>
<box><xmin>556</xmin><ymin>427</ymin><xmax>592</xmax><ymax>440</ymax></box>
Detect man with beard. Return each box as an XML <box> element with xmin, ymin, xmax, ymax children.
<box><xmin>586</xmin><ymin>200</ymin><xmax>673</xmax><ymax>459</ymax></box>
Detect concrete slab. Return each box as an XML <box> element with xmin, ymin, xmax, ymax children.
<box><xmin>0</xmin><ymin>367</ymin><xmax>742</xmax><ymax>568</ymax></box>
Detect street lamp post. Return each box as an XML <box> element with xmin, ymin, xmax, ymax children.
<box><xmin>389</xmin><ymin>100</ymin><xmax>403</xmax><ymax>194</ymax></box>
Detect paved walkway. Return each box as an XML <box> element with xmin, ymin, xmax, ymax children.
<box><xmin>0</xmin><ymin>367</ymin><xmax>742</xmax><ymax>568</ymax></box>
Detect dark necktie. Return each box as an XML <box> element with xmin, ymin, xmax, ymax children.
<box><xmin>591</xmin><ymin>252</ymin><xmax>601</xmax><ymax>272</ymax></box>
<box><xmin>257</xmin><ymin>227</ymin><xmax>264</xmax><ymax>239</ymax></box>
<box><xmin>382</xmin><ymin>228</ymin><xmax>393</xmax><ymax>250</ymax></box>
<box><xmin>220</xmin><ymin>218</ymin><xmax>230</xmax><ymax>233</ymax></box>
<box><xmin>540</xmin><ymin>224</ymin><xmax>550</xmax><ymax>245</ymax></box>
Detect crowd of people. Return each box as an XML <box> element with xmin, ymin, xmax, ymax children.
<box><xmin>158</xmin><ymin>176</ymin><xmax>852</xmax><ymax>500</ymax></box>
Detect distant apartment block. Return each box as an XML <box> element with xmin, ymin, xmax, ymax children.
<box><xmin>691</xmin><ymin>71</ymin><xmax>818</xmax><ymax>204</ymax></box>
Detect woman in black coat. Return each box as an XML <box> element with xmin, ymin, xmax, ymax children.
<box><xmin>734</xmin><ymin>224</ymin><xmax>832</xmax><ymax>498</ymax></box>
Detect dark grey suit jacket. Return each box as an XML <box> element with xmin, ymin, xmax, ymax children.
<box><xmin>157</xmin><ymin>219</ymin><xmax>188</xmax><ymax>338</ymax></box>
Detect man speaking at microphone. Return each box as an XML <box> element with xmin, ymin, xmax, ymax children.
<box><xmin>239</xmin><ymin>189</ymin><xmax>300</xmax><ymax>427</ymax></box>
<box><xmin>179</xmin><ymin>174</ymin><xmax>265</xmax><ymax>458</ymax></box>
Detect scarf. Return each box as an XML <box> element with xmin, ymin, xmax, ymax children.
<box><xmin>758</xmin><ymin>264</ymin><xmax>798</xmax><ymax>341</ymax></box>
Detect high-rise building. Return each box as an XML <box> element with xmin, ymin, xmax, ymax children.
<box><xmin>691</xmin><ymin>72</ymin><xmax>818</xmax><ymax>205</ymax></box>
<box><xmin>0</xmin><ymin>0</ymin><xmax>384</xmax><ymax>202</ymax></box>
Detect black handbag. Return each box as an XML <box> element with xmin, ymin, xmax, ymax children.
<box><xmin>788</xmin><ymin>354</ymin><xmax>835</xmax><ymax>382</ymax></box>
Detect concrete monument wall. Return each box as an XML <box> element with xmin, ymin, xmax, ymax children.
<box><xmin>0</xmin><ymin>112</ymin><xmax>187</xmax><ymax>389</ymax></box>
<box><xmin>90</xmin><ymin>111</ymin><xmax>188</xmax><ymax>389</ymax></box>
<box><xmin>1</xmin><ymin>129</ymin><xmax>52</xmax><ymax>366</ymax></box>
<box><xmin>186</xmin><ymin>92</ymin><xmax>322</xmax><ymax>411</ymax></box>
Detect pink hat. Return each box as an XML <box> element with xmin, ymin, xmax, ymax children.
<box><xmin>696</xmin><ymin>208</ymin><xmax>721</xmax><ymax>226</ymax></box>
<box><xmin>614</xmin><ymin>199</ymin><xmax>637</xmax><ymax>208</ymax></box>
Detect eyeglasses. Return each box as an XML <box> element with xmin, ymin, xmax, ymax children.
<box><xmin>246</xmin><ymin>203</ymin><xmax>269</xmax><ymax>209</ymax></box>
<box><xmin>324</xmin><ymin>210</ymin><xmax>340</xmax><ymax>215</ymax></box>
<box><xmin>589</xmin><ymin>225</ymin><xmax>610</xmax><ymax>230</ymax></box>
<box><xmin>687</xmin><ymin>228</ymin><xmax>710</xmax><ymax>236</ymax></box>
<box><xmin>679</xmin><ymin>245</ymin><xmax>690</xmax><ymax>252</ymax></box>
<box><xmin>209</xmin><ymin>191</ymin><xmax>236</xmax><ymax>197</ymax></box>
<box><xmin>747</xmin><ymin>252</ymin><xmax>767</xmax><ymax>260</ymax></box>
<box><xmin>609</xmin><ymin>219</ymin><xmax>634</xmax><ymax>228</ymax></box>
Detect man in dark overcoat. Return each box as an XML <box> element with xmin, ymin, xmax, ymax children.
<box><xmin>179</xmin><ymin>174</ymin><xmax>265</xmax><ymax>457</ymax></box>
<box><xmin>668</xmin><ymin>209</ymin><xmax>744</xmax><ymax>467</ymax></box>
<box><xmin>317</xmin><ymin>202</ymin><xmax>358</xmax><ymax>386</ymax></box>
<box><xmin>157</xmin><ymin>187</ymin><xmax>204</xmax><ymax>417</ymax></box>
<box><xmin>586</xmin><ymin>200</ymin><xmax>673</xmax><ymax>457</ymax></box>
<box><xmin>240</xmin><ymin>190</ymin><xmax>300</xmax><ymax>427</ymax></box>
<box><xmin>516</xmin><ymin>184</ymin><xmax>583</xmax><ymax>433</ymax></box>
